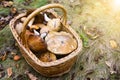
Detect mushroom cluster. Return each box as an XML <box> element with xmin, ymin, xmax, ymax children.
<box><xmin>15</xmin><ymin>12</ymin><xmax>77</xmax><ymax>62</ymax></box>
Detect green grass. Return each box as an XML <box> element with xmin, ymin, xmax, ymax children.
<box><xmin>13</xmin><ymin>0</ymin><xmax>48</xmax><ymax>10</ymax></box>
<box><xmin>0</xmin><ymin>7</ymin><xmax>10</xmax><ymax>16</ymax></box>
<box><xmin>0</xmin><ymin>26</ymin><xmax>14</xmax><ymax>49</ymax></box>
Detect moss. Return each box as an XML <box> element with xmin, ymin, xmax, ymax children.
<box><xmin>0</xmin><ymin>7</ymin><xmax>10</xmax><ymax>16</ymax></box>
<box><xmin>13</xmin><ymin>0</ymin><xmax>48</xmax><ymax>10</ymax></box>
<box><xmin>0</xmin><ymin>25</ymin><xmax>14</xmax><ymax>49</ymax></box>
<box><xmin>29</xmin><ymin>0</ymin><xmax>48</xmax><ymax>8</ymax></box>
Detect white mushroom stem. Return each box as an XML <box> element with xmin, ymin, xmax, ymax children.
<box><xmin>28</xmin><ymin>17</ymin><xmax>35</xmax><ymax>27</ymax></box>
<box><xmin>40</xmin><ymin>32</ymin><xmax>47</xmax><ymax>39</ymax></box>
<box><xmin>15</xmin><ymin>22</ymin><xmax>23</xmax><ymax>34</ymax></box>
<box><xmin>21</xmin><ymin>17</ymin><xmax>27</xmax><ymax>22</ymax></box>
<box><xmin>33</xmin><ymin>29</ymin><xmax>40</xmax><ymax>36</ymax></box>
<box><xmin>44</xmin><ymin>13</ymin><xmax>51</xmax><ymax>22</ymax></box>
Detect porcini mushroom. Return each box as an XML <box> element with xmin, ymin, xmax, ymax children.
<box><xmin>47</xmin><ymin>18</ymin><xmax>61</xmax><ymax>31</ymax></box>
<box><xmin>45</xmin><ymin>31</ymin><xmax>77</xmax><ymax>55</ymax></box>
<box><xmin>26</xmin><ymin>30</ymin><xmax>47</xmax><ymax>52</ymax></box>
<box><xmin>44</xmin><ymin>13</ymin><xmax>61</xmax><ymax>31</ymax></box>
<box><xmin>40</xmin><ymin>26</ymin><xmax>49</xmax><ymax>39</ymax></box>
<box><xmin>39</xmin><ymin>52</ymin><xmax>56</xmax><ymax>62</ymax></box>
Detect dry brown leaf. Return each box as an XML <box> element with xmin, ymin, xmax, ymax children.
<box><xmin>11</xmin><ymin>52</ymin><xmax>16</xmax><ymax>55</ymax></box>
<box><xmin>1</xmin><ymin>52</ymin><xmax>7</xmax><ymax>61</ymax></box>
<box><xmin>83</xmin><ymin>26</ymin><xmax>101</xmax><ymax>39</ymax></box>
<box><xmin>25</xmin><ymin>71</ymin><xmax>38</xmax><ymax>80</ymax></box>
<box><xmin>7</xmin><ymin>67</ymin><xmax>12</xmax><ymax>78</ymax></box>
<box><xmin>109</xmin><ymin>40</ymin><xmax>118</xmax><ymax>49</ymax></box>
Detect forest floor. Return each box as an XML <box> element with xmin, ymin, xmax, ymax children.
<box><xmin>0</xmin><ymin>0</ymin><xmax>120</xmax><ymax>80</ymax></box>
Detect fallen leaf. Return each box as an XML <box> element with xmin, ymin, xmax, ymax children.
<box><xmin>83</xmin><ymin>26</ymin><xmax>101</xmax><ymax>39</ymax></box>
<box><xmin>25</xmin><ymin>71</ymin><xmax>38</xmax><ymax>80</ymax></box>
<box><xmin>11</xmin><ymin>52</ymin><xmax>16</xmax><ymax>55</ymax></box>
<box><xmin>1</xmin><ymin>52</ymin><xmax>7</xmax><ymax>61</ymax></box>
<box><xmin>105</xmin><ymin>61</ymin><xmax>112</xmax><ymax>67</ymax></box>
<box><xmin>7</xmin><ymin>67</ymin><xmax>12</xmax><ymax>78</ymax></box>
<box><xmin>109</xmin><ymin>40</ymin><xmax>118</xmax><ymax>49</ymax></box>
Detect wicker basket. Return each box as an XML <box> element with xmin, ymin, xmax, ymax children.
<box><xmin>9</xmin><ymin>4</ymin><xmax>82</xmax><ymax>77</ymax></box>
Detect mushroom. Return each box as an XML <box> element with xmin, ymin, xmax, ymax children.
<box><xmin>15</xmin><ymin>22</ymin><xmax>23</xmax><ymax>34</ymax></box>
<box><xmin>44</xmin><ymin>13</ymin><xmax>61</xmax><ymax>31</ymax></box>
<box><xmin>40</xmin><ymin>26</ymin><xmax>49</xmax><ymax>34</ymax></box>
<box><xmin>39</xmin><ymin>52</ymin><xmax>56</xmax><ymax>62</ymax></box>
<box><xmin>40</xmin><ymin>26</ymin><xmax>49</xmax><ymax>39</ymax></box>
<box><xmin>30</xmin><ymin>24</ymin><xmax>46</xmax><ymax>31</ymax></box>
<box><xmin>33</xmin><ymin>29</ymin><xmax>40</xmax><ymax>36</ymax></box>
<box><xmin>21</xmin><ymin>17</ymin><xmax>27</xmax><ymax>22</ymax></box>
<box><xmin>47</xmin><ymin>18</ymin><xmax>61</xmax><ymax>31</ymax></box>
<box><xmin>45</xmin><ymin>31</ymin><xmax>77</xmax><ymax>55</ymax></box>
<box><xmin>30</xmin><ymin>24</ymin><xmax>39</xmax><ymax>31</ymax></box>
<box><xmin>28</xmin><ymin>17</ymin><xmax>35</xmax><ymax>27</ymax></box>
<box><xmin>26</xmin><ymin>30</ymin><xmax>47</xmax><ymax>52</ymax></box>
<box><xmin>44</xmin><ymin>13</ymin><xmax>51</xmax><ymax>22</ymax></box>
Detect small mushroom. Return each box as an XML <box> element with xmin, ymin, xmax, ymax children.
<box><xmin>39</xmin><ymin>52</ymin><xmax>56</xmax><ymax>62</ymax></box>
<box><xmin>45</xmin><ymin>31</ymin><xmax>77</xmax><ymax>55</ymax></box>
<box><xmin>15</xmin><ymin>22</ymin><xmax>23</xmax><ymax>34</ymax></box>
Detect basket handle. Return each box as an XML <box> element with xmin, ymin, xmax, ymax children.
<box><xmin>21</xmin><ymin>4</ymin><xmax>67</xmax><ymax>46</ymax></box>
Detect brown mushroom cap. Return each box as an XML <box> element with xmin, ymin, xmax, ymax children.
<box><xmin>39</xmin><ymin>52</ymin><xmax>56</xmax><ymax>62</ymax></box>
<box><xmin>27</xmin><ymin>34</ymin><xmax>47</xmax><ymax>52</ymax></box>
<box><xmin>45</xmin><ymin>31</ymin><xmax>77</xmax><ymax>55</ymax></box>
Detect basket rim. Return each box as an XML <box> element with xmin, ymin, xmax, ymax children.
<box><xmin>9</xmin><ymin>10</ymin><xmax>82</xmax><ymax>67</ymax></box>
